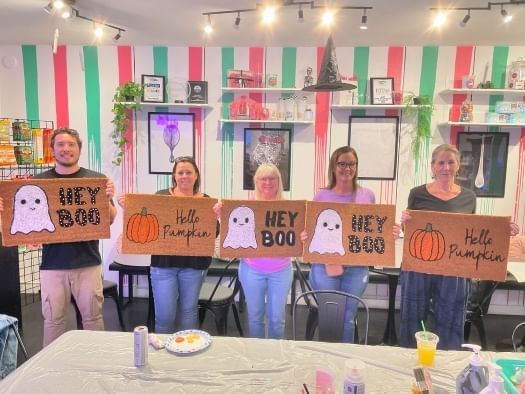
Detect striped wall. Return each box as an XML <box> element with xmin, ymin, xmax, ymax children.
<box><xmin>1</xmin><ymin>44</ymin><xmax>525</xmax><ymax>272</ymax></box>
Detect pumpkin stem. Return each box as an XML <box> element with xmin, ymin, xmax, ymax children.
<box><xmin>140</xmin><ymin>207</ymin><xmax>148</xmax><ymax>216</ymax></box>
<box><xmin>425</xmin><ymin>223</ymin><xmax>433</xmax><ymax>232</ymax></box>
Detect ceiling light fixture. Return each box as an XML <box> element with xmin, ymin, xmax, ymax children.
<box><xmin>431</xmin><ymin>1</ymin><xmax>522</xmax><ymax>27</ymax></box>
<box><xmin>60</xmin><ymin>5</ymin><xmax>72</xmax><ymax>19</ymax></box>
<box><xmin>51</xmin><ymin>0</ymin><xmax>66</xmax><ymax>10</ymax></box>
<box><xmin>204</xmin><ymin>15</ymin><xmax>213</xmax><ymax>34</ymax></box>
<box><xmin>360</xmin><ymin>9</ymin><xmax>368</xmax><ymax>30</ymax></box>
<box><xmin>113</xmin><ymin>29</ymin><xmax>122</xmax><ymax>42</ymax></box>
<box><xmin>202</xmin><ymin>1</ymin><xmax>372</xmax><ymax>32</ymax></box>
<box><xmin>43</xmin><ymin>2</ymin><xmax>54</xmax><ymax>14</ymax></box>
<box><xmin>234</xmin><ymin>12</ymin><xmax>241</xmax><ymax>29</ymax></box>
<box><xmin>459</xmin><ymin>10</ymin><xmax>471</xmax><ymax>27</ymax></box>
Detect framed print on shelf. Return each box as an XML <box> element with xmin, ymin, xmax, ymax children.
<box><xmin>456</xmin><ymin>131</ymin><xmax>509</xmax><ymax>198</ymax></box>
<box><xmin>142</xmin><ymin>74</ymin><xmax>166</xmax><ymax>103</ymax></box>
<box><xmin>243</xmin><ymin>128</ymin><xmax>292</xmax><ymax>191</ymax></box>
<box><xmin>148</xmin><ymin>112</ymin><xmax>195</xmax><ymax>174</ymax></box>
<box><xmin>187</xmin><ymin>81</ymin><xmax>208</xmax><ymax>104</ymax></box>
<box><xmin>370</xmin><ymin>77</ymin><xmax>394</xmax><ymax>105</ymax></box>
<box><xmin>348</xmin><ymin>116</ymin><xmax>399</xmax><ymax>180</ymax></box>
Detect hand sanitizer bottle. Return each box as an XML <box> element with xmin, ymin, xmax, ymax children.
<box><xmin>479</xmin><ymin>363</ymin><xmax>504</xmax><ymax>394</ymax></box>
<box><xmin>343</xmin><ymin>359</ymin><xmax>365</xmax><ymax>394</ymax></box>
<box><xmin>456</xmin><ymin>344</ymin><xmax>489</xmax><ymax>394</ymax></box>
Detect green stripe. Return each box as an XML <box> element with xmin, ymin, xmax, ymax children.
<box><xmin>221</xmin><ymin>47</ymin><xmax>235</xmax><ymax>198</ymax></box>
<box><xmin>414</xmin><ymin>46</ymin><xmax>438</xmax><ymax>186</ymax></box>
<box><xmin>352</xmin><ymin>47</ymin><xmax>369</xmax><ymax>117</ymax></box>
<box><xmin>282</xmin><ymin>47</ymin><xmax>296</xmax><ymax>197</ymax></box>
<box><xmin>153</xmin><ymin>46</ymin><xmax>171</xmax><ymax>189</ymax></box>
<box><xmin>83</xmin><ymin>46</ymin><xmax>101</xmax><ymax>172</ymax></box>
<box><xmin>22</xmin><ymin>45</ymin><xmax>39</xmax><ymax>125</ymax></box>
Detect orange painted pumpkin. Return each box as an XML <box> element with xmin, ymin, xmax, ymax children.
<box><xmin>409</xmin><ymin>223</ymin><xmax>445</xmax><ymax>261</ymax></box>
<box><xmin>126</xmin><ymin>207</ymin><xmax>159</xmax><ymax>244</ymax></box>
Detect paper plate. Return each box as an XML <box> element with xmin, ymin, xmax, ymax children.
<box><xmin>165</xmin><ymin>329</ymin><xmax>212</xmax><ymax>355</ymax></box>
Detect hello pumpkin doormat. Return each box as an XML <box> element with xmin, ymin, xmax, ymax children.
<box><xmin>302</xmin><ymin>202</ymin><xmax>396</xmax><ymax>266</ymax></box>
<box><xmin>121</xmin><ymin>194</ymin><xmax>218</xmax><ymax>256</ymax></box>
<box><xmin>219</xmin><ymin>200</ymin><xmax>306</xmax><ymax>258</ymax></box>
<box><xmin>0</xmin><ymin>178</ymin><xmax>110</xmax><ymax>246</ymax></box>
<box><xmin>402</xmin><ymin>210</ymin><xmax>511</xmax><ymax>281</ymax></box>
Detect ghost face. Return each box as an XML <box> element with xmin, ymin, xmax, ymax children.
<box><xmin>10</xmin><ymin>185</ymin><xmax>55</xmax><ymax>235</ymax></box>
<box><xmin>223</xmin><ymin>206</ymin><xmax>257</xmax><ymax>249</ymax></box>
<box><xmin>308</xmin><ymin>208</ymin><xmax>345</xmax><ymax>256</ymax></box>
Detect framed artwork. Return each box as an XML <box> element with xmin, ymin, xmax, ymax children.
<box><xmin>187</xmin><ymin>81</ymin><xmax>208</xmax><ymax>104</ymax></box>
<box><xmin>148</xmin><ymin>112</ymin><xmax>195</xmax><ymax>174</ymax></box>
<box><xmin>142</xmin><ymin>74</ymin><xmax>166</xmax><ymax>103</ymax></box>
<box><xmin>348</xmin><ymin>116</ymin><xmax>399</xmax><ymax>180</ymax></box>
<box><xmin>456</xmin><ymin>131</ymin><xmax>509</xmax><ymax>197</ymax></box>
<box><xmin>243</xmin><ymin>128</ymin><xmax>292</xmax><ymax>191</ymax></box>
<box><xmin>370</xmin><ymin>77</ymin><xmax>394</xmax><ymax>105</ymax></box>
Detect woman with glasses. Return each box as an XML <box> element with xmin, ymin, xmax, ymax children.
<box><xmin>302</xmin><ymin>146</ymin><xmax>399</xmax><ymax>343</ymax></box>
<box><xmin>214</xmin><ymin>163</ymin><xmax>292</xmax><ymax>339</ymax></box>
<box><xmin>119</xmin><ymin>156</ymin><xmax>214</xmax><ymax>333</ymax></box>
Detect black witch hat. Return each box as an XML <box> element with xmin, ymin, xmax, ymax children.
<box><xmin>303</xmin><ymin>35</ymin><xmax>357</xmax><ymax>92</ymax></box>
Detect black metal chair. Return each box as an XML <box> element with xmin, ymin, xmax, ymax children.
<box><xmin>198</xmin><ymin>258</ymin><xmax>244</xmax><ymax>336</ymax></box>
<box><xmin>464</xmin><ymin>279</ymin><xmax>497</xmax><ymax>349</ymax></box>
<box><xmin>73</xmin><ymin>280</ymin><xmax>126</xmax><ymax>331</ymax></box>
<box><xmin>512</xmin><ymin>322</ymin><xmax>525</xmax><ymax>352</ymax></box>
<box><xmin>292</xmin><ymin>289</ymin><xmax>369</xmax><ymax>344</ymax></box>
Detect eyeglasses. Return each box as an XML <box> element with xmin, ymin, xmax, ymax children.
<box><xmin>336</xmin><ymin>161</ymin><xmax>357</xmax><ymax>169</ymax></box>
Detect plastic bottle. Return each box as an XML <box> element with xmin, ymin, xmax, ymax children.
<box><xmin>343</xmin><ymin>359</ymin><xmax>365</xmax><ymax>394</ymax></box>
<box><xmin>456</xmin><ymin>344</ymin><xmax>489</xmax><ymax>394</ymax></box>
<box><xmin>479</xmin><ymin>363</ymin><xmax>504</xmax><ymax>394</ymax></box>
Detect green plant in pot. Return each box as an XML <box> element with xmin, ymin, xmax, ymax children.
<box><xmin>111</xmin><ymin>81</ymin><xmax>143</xmax><ymax>165</ymax></box>
<box><xmin>403</xmin><ymin>93</ymin><xmax>435</xmax><ymax>157</ymax></box>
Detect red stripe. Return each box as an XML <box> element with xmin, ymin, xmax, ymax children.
<box><xmin>515</xmin><ymin>127</ymin><xmax>525</xmax><ymax>231</ymax></box>
<box><xmin>249</xmin><ymin>47</ymin><xmax>264</xmax><ymax>104</ymax></box>
<box><xmin>314</xmin><ymin>46</ymin><xmax>329</xmax><ymax>192</ymax></box>
<box><xmin>117</xmin><ymin>46</ymin><xmax>135</xmax><ymax>192</ymax></box>
<box><xmin>384</xmin><ymin>46</ymin><xmax>405</xmax><ymax>203</ymax></box>
<box><xmin>53</xmin><ymin>45</ymin><xmax>69</xmax><ymax>128</ymax></box>
<box><xmin>189</xmin><ymin>47</ymin><xmax>204</xmax><ymax>167</ymax></box>
<box><xmin>449</xmin><ymin>46</ymin><xmax>474</xmax><ymax>144</ymax></box>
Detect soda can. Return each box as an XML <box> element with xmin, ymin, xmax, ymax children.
<box><xmin>134</xmin><ymin>325</ymin><xmax>148</xmax><ymax>367</ymax></box>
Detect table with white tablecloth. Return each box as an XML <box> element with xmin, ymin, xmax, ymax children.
<box><xmin>1</xmin><ymin>330</ymin><xmax>524</xmax><ymax>393</ymax></box>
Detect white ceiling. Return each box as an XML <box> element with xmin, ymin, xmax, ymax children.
<box><xmin>1</xmin><ymin>0</ymin><xmax>525</xmax><ymax>47</ymax></box>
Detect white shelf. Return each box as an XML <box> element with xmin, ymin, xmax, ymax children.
<box><xmin>441</xmin><ymin>88</ymin><xmax>525</xmax><ymax>95</ymax></box>
<box><xmin>439</xmin><ymin>121</ymin><xmax>525</xmax><ymax>127</ymax></box>
<box><xmin>331</xmin><ymin>104</ymin><xmax>429</xmax><ymax>109</ymax></box>
<box><xmin>124</xmin><ymin>102</ymin><xmax>212</xmax><ymax>109</ymax></box>
<box><xmin>221</xmin><ymin>87</ymin><xmax>309</xmax><ymax>94</ymax></box>
<box><xmin>220</xmin><ymin>119</ymin><xmax>313</xmax><ymax>124</ymax></box>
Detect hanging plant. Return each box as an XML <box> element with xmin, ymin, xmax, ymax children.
<box><xmin>403</xmin><ymin>93</ymin><xmax>435</xmax><ymax>158</ymax></box>
<box><xmin>111</xmin><ymin>81</ymin><xmax>143</xmax><ymax>165</ymax></box>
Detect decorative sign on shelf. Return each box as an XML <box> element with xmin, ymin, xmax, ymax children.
<box><xmin>219</xmin><ymin>200</ymin><xmax>306</xmax><ymax>258</ymax></box>
<box><xmin>0</xmin><ymin>178</ymin><xmax>110</xmax><ymax>246</ymax></box>
<box><xmin>187</xmin><ymin>81</ymin><xmax>208</xmax><ymax>104</ymax></box>
<box><xmin>302</xmin><ymin>202</ymin><xmax>396</xmax><ymax>266</ymax></box>
<box><xmin>402</xmin><ymin>210</ymin><xmax>511</xmax><ymax>281</ymax></box>
<box><xmin>370</xmin><ymin>77</ymin><xmax>394</xmax><ymax>105</ymax></box>
<box><xmin>121</xmin><ymin>194</ymin><xmax>218</xmax><ymax>256</ymax></box>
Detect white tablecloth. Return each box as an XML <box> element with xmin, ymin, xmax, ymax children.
<box><xmin>1</xmin><ymin>330</ymin><xmax>524</xmax><ymax>393</ymax></box>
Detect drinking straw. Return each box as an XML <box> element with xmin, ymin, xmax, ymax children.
<box><xmin>421</xmin><ymin>320</ymin><xmax>427</xmax><ymax>333</ymax></box>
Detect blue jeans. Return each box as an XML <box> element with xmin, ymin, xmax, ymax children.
<box><xmin>399</xmin><ymin>271</ymin><xmax>469</xmax><ymax>350</ymax></box>
<box><xmin>309</xmin><ymin>264</ymin><xmax>369</xmax><ymax>343</ymax></box>
<box><xmin>239</xmin><ymin>261</ymin><xmax>292</xmax><ymax>339</ymax></box>
<box><xmin>150</xmin><ymin>266</ymin><xmax>206</xmax><ymax>334</ymax></box>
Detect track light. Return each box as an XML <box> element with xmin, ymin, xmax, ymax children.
<box><xmin>501</xmin><ymin>7</ymin><xmax>513</xmax><ymax>23</ymax></box>
<box><xmin>261</xmin><ymin>5</ymin><xmax>276</xmax><ymax>24</ymax></box>
<box><xmin>459</xmin><ymin>10</ymin><xmax>471</xmax><ymax>27</ymax></box>
<box><xmin>360</xmin><ymin>10</ymin><xmax>368</xmax><ymax>30</ymax></box>
<box><xmin>60</xmin><ymin>6</ymin><xmax>72</xmax><ymax>19</ymax></box>
<box><xmin>52</xmin><ymin>0</ymin><xmax>66</xmax><ymax>10</ymax></box>
<box><xmin>204</xmin><ymin>15</ymin><xmax>213</xmax><ymax>34</ymax></box>
<box><xmin>43</xmin><ymin>2</ymin><xmax>54</xmax><ymax>14</ymax></box>
<box><xmin>113</xmin><ymin>29</ymin><xmax>122</xmax><ymax>42</ymax></box>
<box><xmin>234</xmin><ymin>12</ymin><xmax>241</xmax><ymax>29</ymax></box>
<box><xmin>321</xmin><ymin>9</ymin><xmax>335</xmax><ymax>27</ymax></box>
<box><xmin>93</xmin><ymin>23</ymin><xmax>104</xmax><ymax>39</ymax></box>
<box><xmin>298</xmin><ymin>7</ymin><xmax>304</xmax><ymax>23</ymax></box>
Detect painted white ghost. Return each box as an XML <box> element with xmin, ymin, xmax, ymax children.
<box><xmin>223</xmin><ymin>206</ymin><xmax>257</xmax><ymax>249</ymax></box>
<box><xmin>309</xmin><ymin>208</ymin><xmax>345</xmax><ymax>256</ymax></box>
<box><xmin>10</xmin><ymin>185</ymin><xmax>55</xmax><ymax>235</ymax></box>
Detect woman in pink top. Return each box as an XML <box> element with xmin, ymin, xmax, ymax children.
<box><xmin>218</xmin><ymin>163</ymin><xmax>292</xmax><ymax>339</ymax></box>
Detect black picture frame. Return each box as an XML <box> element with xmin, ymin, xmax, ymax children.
<box><xmin>148</xmin><ymin>112</ymin><xmax>195</xmax><ymax>174</ymax></box>
<box><xmin>370</xmin><ymin>77</ymin><xmax>394</xmax><ymax>105</ymax></box>
<box><xmin>187</xmin><ymin>81</ymin><xmax>208</xmax><ymax>104</ymax></box>
<box><xmin>456</xmin><ymin>131</ymin><xmax>509</xmax><ymax>198</ymax></box>
<box><xmin>141</xmin><ymin>74</ymin><xmax>166</xmax><ymax>103</ymax></box>
<box><xmin>348</xmin><ymin>116</ymin><xmax>399</xmax><ymax>180</ymax></box>
<box><xmin>243</xmin><ymin>128</ymin><xmax>292</xmax><ymax>191</ymax></box>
